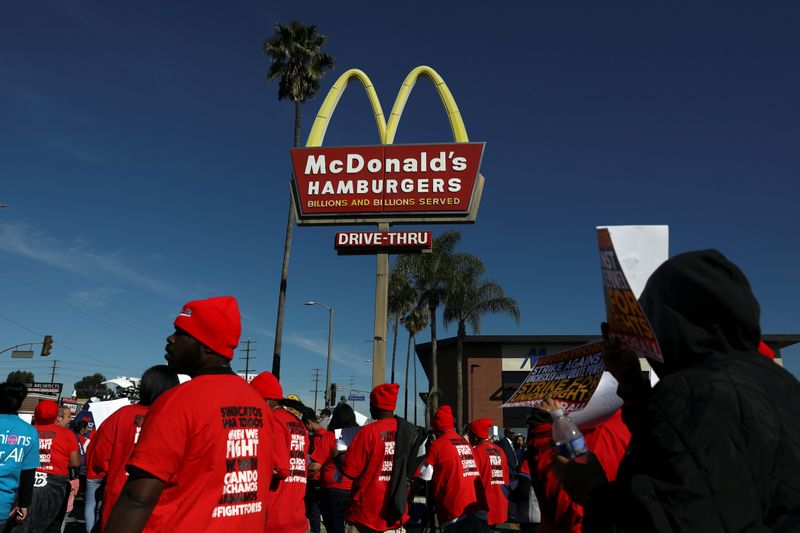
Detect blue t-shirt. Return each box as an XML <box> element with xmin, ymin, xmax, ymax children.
<box><xmin>0</xmin><ymin>415</ymin><xmax>40</xmax><ymax>515</ymax></box>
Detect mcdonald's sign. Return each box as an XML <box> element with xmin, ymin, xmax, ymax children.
<box><xmin>291</xmin><ymin>66</ymin><xmax>486</xmax><ymax>225</ymax></box>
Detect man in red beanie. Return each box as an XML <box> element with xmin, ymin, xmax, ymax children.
<box><xmin>340</xmin><ymin>383</ymin><xmax>410</xmax><ymax>533</ymax></box>
<box><xmin>251</xmin><ymin>371</ymin><xmax>309</xmax><ymax>533</ymax></box>
<box><xmin>106</xmin><ymin>296</ymin><xmax>275</xmax><ymax>533</ymax></box>
<box><xmin>414</xmin><ymin>405</ymin><xmax>487</xmax><ymax>533</ymax></box>
<box><xmin>468</xmin><ymin>419</ymin><xmax>509</xmax><ymax>529</ymax></box>
<box><xmin>21</xmin><ymin>400</ymin><xmax>80</xmax><ymax>532</ymax></box>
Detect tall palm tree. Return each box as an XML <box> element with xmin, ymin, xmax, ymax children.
<box><xmin>264</xmin><ymin>22</ymin><xmax>334</xmax><ymax>377</ymax></box>
<box><xmin>388</xmin><ymin>266</ymin><xmax>416</xmax><ymax>384</ymax></box>
<box><xmin>402</xmin><ymin>306</ymin><xmax>429</xmax><ymax>422</ymax></box>
<box><xmin>444</xmin><ymin>257</ymin><xmax>520</xmax><ymax>429</ymax></box>
<box><xmin>396</xmin><ymin>230</ymin><xmax>461</xmax><ymax>413</ymax></box>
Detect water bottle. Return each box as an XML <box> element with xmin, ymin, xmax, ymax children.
<box><xmin>551</xmin><ymin>408</ymin><xmax>588</xmax><ymax>459</ymax></box>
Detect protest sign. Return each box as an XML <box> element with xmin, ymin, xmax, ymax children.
<box><xmin>600</xmin><ymin>226</ymin><xmax>669</xmax><ymax>298</ymax></box>
<box><xmin>88</xmin><ymin>398</ymin><xmax>131</xmax><ymax>429</ymax></box>
<box><xmin>598</xmin><ymin>228</ymin><xmax>663</xmax><ymax>362</ymax></box>
<box><xmin>503</xmin><ymin>342</ymin><xmax>605</xmax><ymax>412</ymax></box>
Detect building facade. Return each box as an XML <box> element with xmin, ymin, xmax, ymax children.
<box><xmin>415</xmin><ymin>334</ymin><xmax>799</xmax><ymax>429</ymax></box>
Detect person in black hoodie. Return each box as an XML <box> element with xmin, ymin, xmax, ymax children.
<box><xmin>557</xmin><ymin>249</ymin><xmax>800</xmax><ymax>532</ymax></box>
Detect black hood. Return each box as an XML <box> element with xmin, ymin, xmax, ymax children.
<box><xmin>639</xmin><ymin>249</ymin><xmax>761</xmax><ymax>377</ymax></box>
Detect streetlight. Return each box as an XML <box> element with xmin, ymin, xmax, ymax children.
<box><xmin>305</xmin><ymin>301</ymin><xmax>333</xmax><ymax>407</ymax></box>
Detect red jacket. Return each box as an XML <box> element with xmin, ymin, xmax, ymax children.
<box><xmin>529</xmin><ymin>410</ymin><xmax>630</xmax><ymax>533</ymax></box>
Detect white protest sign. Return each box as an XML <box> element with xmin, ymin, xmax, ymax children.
<box><xmin>88</xmin><ymin>398</ymin><xmax>131</xmax><ymax>429</ymax></box>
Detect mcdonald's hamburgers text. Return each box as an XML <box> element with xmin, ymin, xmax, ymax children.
<box><xmin>291</xmin><ymin>142</ymin><xmax>484</xmax><ymax>218</ymax></box>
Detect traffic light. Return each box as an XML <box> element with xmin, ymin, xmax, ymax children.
<box><xmin>41</xmin><ymin>335</ymin><xmax>53</xmax><ymax>356</ymax></box>
<box><xmin>327</xmin><ymin>383</ymin><xmax>337</xmax><ymax>406</ymax></box>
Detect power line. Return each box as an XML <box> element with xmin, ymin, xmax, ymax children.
<box><xmin>0</xmin><ymin>262</ymin><xmax>163</xmax><ymax>347</ymax></box>
<box><xmin>0</xmin><ymin>260</ymin><xmax>166</xmax><ymax>331</ymax></box>
<box><xmin>0</xmin><ymin>310</ymin><xmax>139</xmax><ymax>373</ymax></box>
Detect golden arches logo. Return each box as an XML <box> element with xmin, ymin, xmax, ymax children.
<box><xmin>305</xmin><ymin>65</ymin><xmax>469</xmax><ymax>147</ymax></box>
<box><xmin>292</xmin><ymin>65</ymin><xmax>485</xmax><ymax>225</ymax></box>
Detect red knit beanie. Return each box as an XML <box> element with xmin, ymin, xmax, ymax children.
<box><xmin>34</xmin><ymin>400</ymin><xmax>59</xmax><ymax>425</ymax></box>
<box><xmin>173</xmin><ymin>296</ymin><xmax>241</xmax><ymax>359</ymax></box>
<box><xmin>251</xmin><ymin>371</ymin><xmax>284</xmax><ymax>400</ymax></box>
<box><xmin>468</xmin><ymin>418</ymin><xmax>493</xmax><ymax>440</ymax></box>
<box><xmin>370</xmin><ymin>383</ymin><xmax>399</xmax><ymax>411</ymax></box>
<box><xmin>432</xmin><ymin>405</ymin><xmax>455</xmax><ymax>432</ymax></box>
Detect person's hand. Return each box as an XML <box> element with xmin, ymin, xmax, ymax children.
<box><xmin>601</xmin><ymin>322</ymin><xmax>650</xmax><ymax>402</ymax></box>
<box><xmin>16</xmin><ymin>507</ymin><xmax>27</xmax><ymax>521</ymax></box>
<box><xmin>553</xmin><ymin>452</ymin><xmax>608</xmax><ymax>505</ymax></box>
<box><xmin>539</xmin><ymin>398</ymin><xmax>563</xmax><ymax>415</ymax></box>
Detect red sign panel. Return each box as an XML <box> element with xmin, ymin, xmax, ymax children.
<box><xmin>291</xmin><ymin>143</ymin><xmax>484</xmax><ymax>219</ymax></box>
<box><xmin>335</xmin><ymin>231</ymin><xmax>433</xmax><ymax>255</ymax></box>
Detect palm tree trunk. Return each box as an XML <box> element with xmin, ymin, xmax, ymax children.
<box><xmin>294</xmin><ymin>100</ymin><xmax>302</xmax><ymax>148</ymax></box>
<box><xmin>404</xmin><ymin>329</ymin><xmax>412</xmax><ymax>419</ymax></box>
<box><xmin>272</xmin><ymin>100</ymin><xmax>302</xmax><ymax>378</ymax></box>
<box><xmin>456</xmin><ymin>321</ymin><xmax>466</xmax><ymax>431</ymax></box>
<box><xmin>390</xmin><ymin>318</ymin><xmax>399</xmax><ymax>383</ymax></box>
<box><xmin>272</xmin><ymin>198</ymin><xmax>295</xmax><ymax>378</ymax></box>
<box><xmin>429</xmin><ymin>303</ymin><xmax>438</xmax><ymax>412</ymax></box>
<box><xmin>413</xmin><ymin>332</ymin><xmax>418</xmax><ymax>426</ymax></box>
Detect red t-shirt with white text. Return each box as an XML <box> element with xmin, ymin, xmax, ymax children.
<box><xmin>35</xmin><ymin>424</ymin><xmax>78</xmax><ymax>477</ymax></box>
<box><xmin>418</xmin><ymin>431</ymin><xmax>482</xmax><ymax>524</ymax></box>
<box><xmin>87</xmin><ymin>403</ymin><xmax>149</xmax><ymax>529</ymax></box>
<box><xmin>340</xmin><ymin>417</ymin><xmax>408</xmax><ymax>530</ymax></box>
<box><xmin>472</xmin><ymin>440</ymin><xmax>509</xmax><ymax>526</ymax></box>
<box><xmin>310</xmin><ymin>429</ymin><xmax>352</xmax><ymax>491</ymax></box>
<box><xmin>127</xmin><ymin>372</ymin><xmax>273</xmax><ymax>532</ymax></box>
<box><xmin>265</xmin><ymin>407</ymin><xmax>309</xmax><ymax>533</ymax></box>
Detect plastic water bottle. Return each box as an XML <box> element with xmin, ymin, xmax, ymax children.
<box><xmin>551</xmin><ymin>408</ymin><xmax>588</xmax><ymax>459</ymax></box>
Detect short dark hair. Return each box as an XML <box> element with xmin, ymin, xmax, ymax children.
<box><xmin>320</xmin><ymin>408</ymin><xmax>332</xmax><ymax>417</ymax></box>
<box><xmin>301</xmin><ymin>407</ymin><xmax>318</xmax><ymax>425</ymax></box>
<box><xmin>139</xmin><ymin>365</ymin><xmax>180</xmax><ymax>406</ymax></box>
<box><xmin>0</xmin><ymin>382</ymin><xmax>28</xmax><ymax>414</ymax></box>
<box><xmin>328</xmin><ymin>402</ymin><xmax>357</xmax><ymax>431</ymax></box>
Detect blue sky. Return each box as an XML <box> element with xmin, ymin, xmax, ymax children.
<box><xmin>1</xmin><ymin>1</ymin><xmax>798</xmax><ymax>413</ymax></box>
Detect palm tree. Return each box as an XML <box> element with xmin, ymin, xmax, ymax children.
<box><xmin>264</xmin><ymin>22</ymin><xmax>334</xmax><ymax>377</ymax></box>
<box><xmin>402</xmin><ymin>306</ymin><xmax>429</xmax><ymax>423</ymax></box>
<box><xmin>444</xmin><ymin>256</ymin><xmax>520</xmax><ymax>429</ymax></box>
<box><xmin>396</xmin><ymin>230</ymin><xmax>461</xmax><ymax>413</ymax></box>
<box><xmin>388</xmin><ymin>266</ymin><xmax>417</xmax><ymax>384</ymax></box>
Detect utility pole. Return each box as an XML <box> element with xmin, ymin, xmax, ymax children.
<box><xmin>311</xmin><ymin>368</ymin><xmax>322</xmax><ymax>411</ymax></box>
<box><xmin>50</xmin><ymin>360</ymin><xmax>58</xmax><ymax>384</ymax></box>
<box><xmin>239</xmin><ymin>339</ymin><xmax>256</xmax><ymax>381</ymax></box>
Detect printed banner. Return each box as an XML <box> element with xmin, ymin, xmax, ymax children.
<box><xmin>502</xmin><ymin>342</ymin><xmax>606</xmax><ymax>412</ymax></box>
<box><xmin>291</xmin><ymin>143</ymin><xmax>484</xmax><ymax>218</ymax></box>
<box><xmin>598</xmin><ymin>228</ymin><xmax>663</xmax><ymax>362</ymax></box>
<box><xmin>25</xmin><ymin>382</ymin><xmax>63</xmax><ymax>396</ymax></box>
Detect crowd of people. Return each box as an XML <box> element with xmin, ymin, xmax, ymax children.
<box><xmin>0</xmin><ymin>249</ymin><xmax>799</xmax><ymax>532</ymax></box>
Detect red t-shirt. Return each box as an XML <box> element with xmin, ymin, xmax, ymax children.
<box><xmin>87</xmin><ymin>403</ymin><xmax>149</xmax><ymax>529</ymax></box>
<box><xmin>340</xmin><ymin>417</ymin><xmax>408</xmax><ymax>530</ymax></box>
<box><xmin>418</xmin><ymin>431</ymin><xmax>482</xmax><ymax>524</ymax></box>
<box><xmin>310</xmin><ymin>429</ymin><xmax>352</xmax><ymax>491</ymax></box>
<box><xmin>127</xmin><ymin>373</ymin><xmax>274</xmax><ymax>532</ymax></box>
<box><xmin>529</xmin><ymin>409</ymin><xmax>631</xmax><ymax>533</ymax></box>
<box><xmin>265</xmin><ymin>407</ymin><xmax>309</xmax><ymax>533</ymax></box>
<box><xmin>473</xmin><ymin>441</ymin><xmax>509</xmax><ymax>526</ymax></box>
<box><xmin>308</xmin><ymin>428</ymin><xmax>326</xmax><ymax>481</ymax></box>
<box><xmin>35</xmin><ymin>424</ymin><xmax>78</xmax><ymax>477</ymax></box>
